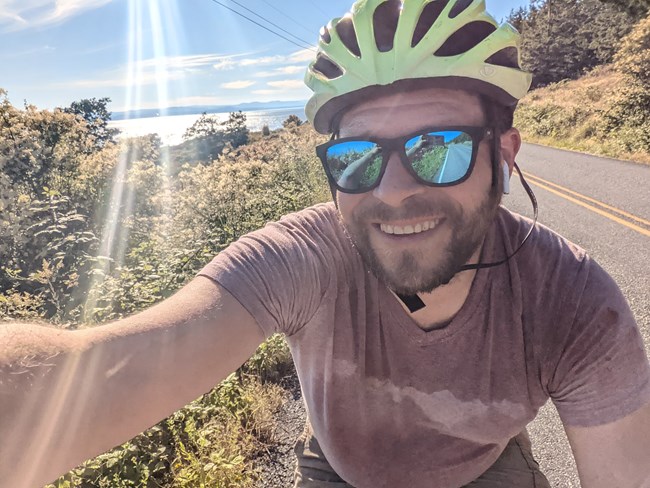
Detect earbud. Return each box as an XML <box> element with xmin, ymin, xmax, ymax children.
<box><xmin>502</xmin><ymin>161</ymin><xmax>511</xmax><ymax>195</ymax></box>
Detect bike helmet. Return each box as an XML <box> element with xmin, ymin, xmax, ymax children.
<box><xmin>304</xmin><ymin>0</ymin><xmax>533</xmax><ymax>134</ymax></box>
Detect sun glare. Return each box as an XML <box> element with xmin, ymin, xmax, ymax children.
<box><xmin>83</xmin><ymin>0</ymin><xmax>181</xmax><ymax>317</ymax></box>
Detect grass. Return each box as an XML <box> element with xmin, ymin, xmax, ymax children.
<box><xmin>515</xmin><ymin>65</ymin><xmax>650</xmax><ymax>165</ymax></box>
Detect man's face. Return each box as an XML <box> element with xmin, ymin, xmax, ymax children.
<box><xmin>336</xmin><ymin>88</ymin><xmax>502</xmax><ymax>295</ymax></box>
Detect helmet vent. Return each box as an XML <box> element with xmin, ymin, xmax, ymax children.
<box><xmin>449</xmin><ymin>0</ymin><xmax>473</xmax><ymax>19</ymax></box>
<box><xmin>313</xmin><ymin>54</ymin><xmax>344</xmax><ymax>79</ymax></box>
<box><xmin>373</xmin><ymin>0</ymin><xmax>401</xmax><ymax>52</ymax></box>
<box><xmin>336</xmin><ymin>17</ymin><xmax>362</xmax><ymax>57</ymax></box>
<box><xmin>434</xmin><ymin>21</ymin><xmax>496</xmax><ymax>56</ymax></box>
<box><xmin>320</xmin><ymin>25</ymin><xmax>332</xmax><ymax>44</ymax></box>
<box><xmin>485</xmin><ymin>47</ymin><xmax>520</xmax><ymax>69</ymax></box>
<box><xmin>412</xmin><ymin>0</ymin><xmax>450</xmax><ymax>48</ymax></box>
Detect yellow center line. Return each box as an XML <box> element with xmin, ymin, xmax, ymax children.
<box><xmin>522</xmin><ymin>171</ymin><xmax>650</xmax><ymax>227</ymax></box>
<box><xmin>522</xmin><ymin>177</ymin><xmax>650</xmax><ymax>238</ymax></box>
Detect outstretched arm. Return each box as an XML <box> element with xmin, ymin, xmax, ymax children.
<box><xmin>0</xmin><ymin>276</ymin><xmax>264</xmax><ymax>488</ymax></box>
<box><xmin>565</xmin><ymin>401</ymin><xmax>650</xmax><ymax>487</ymax></box>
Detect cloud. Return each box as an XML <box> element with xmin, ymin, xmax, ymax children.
<box><xmin>213</xmin><ymin>58</ymin><xmax>237</xmax><ymax>71</ymax></box>
<box><xmin>287</xmin><ymin>48</ymin><xmax>316</xmax><ymax>63</ymax></box>
<box><xmin>60</xmin><ymin>53</ymin><xmax>250</xmax><ymax>89</ymax></box>
<box><xmin>267</xmin><ymin>80</ymin><xmax>304</xmax><ymax>89</ymax></box>
<box><xmin>240</xmin><ymin>55</ymin><xmax>286</xmax><ymax>67</ymax></box>
<box><xmin>255</xmin><ymin>65</ymin><xmax>306</xmax><ymax>78</ymax></box>
<box><xmin>214</xmin><ymin>48</ymin><xmax>316</xmax><ymax>72</ymax></box>
<box><xmin>221</xmin><ymin>80</ymin><xmax>256</xmax><ymax>89</ymax></box>
<box><xmin>0</xmin><ymin>0</ymin><xmax>115</xmax><ymax>31</ymax></box>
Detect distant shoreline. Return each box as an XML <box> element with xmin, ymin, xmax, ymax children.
<box><xmin>108</xmin><ymin>107</ymin><xmax>307</xmax><ymax>146</ymax></box>
<box><xmin>112</xmin><ymin>101</ymin><xmax>307</xmax><ymax>121</ymax></box>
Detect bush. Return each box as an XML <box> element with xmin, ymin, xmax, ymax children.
<box><xmin>2</xmin><ymin>92</ymin><xmax>329</xmax><ymax>485</ymax></box>
<box><xmin>283</xmin><ymin>114</ymin><xmax>303</xmax><ymax>128</ymax></box>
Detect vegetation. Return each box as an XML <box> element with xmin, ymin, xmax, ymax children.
<box><xmin>510</xmin><ymin>2</ymin><xmax>650</xmax><ymax>163</ymax></box>
<box><xmin>1</xmin><ymin>3</ymin><xmax>648</xmax><ymax>484</ymax></box>
<box><xmin>283</xmin><ymin>114</ymin><xmax>303</xmax><ymax>128</ymax></box>
<box><xmin>171</xmin><ymin>111</ymin><xmax>251</xmax><ymax>164</ymax></box>
<box><xmin>0</xmin><ymin>91</ymin><xmax>329</xmax><ymax>485</ymax></box>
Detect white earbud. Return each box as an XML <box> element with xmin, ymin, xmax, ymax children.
<box><xmin>502</xmin><ymin>161</ymin><xmax>511</xmax><ymax>195</ymax></box>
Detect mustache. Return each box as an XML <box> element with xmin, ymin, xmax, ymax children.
<box><xmin>353</xmin><ymin>194</ymin><xmax>461</xmax><ymax>222</ymax></box>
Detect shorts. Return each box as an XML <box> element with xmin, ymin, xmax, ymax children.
<box><xmin>293</xmin><ymin>422</ymin><xmax>551</xmax><ymax>488</ymax></box>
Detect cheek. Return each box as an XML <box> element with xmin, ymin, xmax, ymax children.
<box><xmin>337</xmin><ymin>192</ymin><xmax>365</xmax><ymax>226</ymax></box>
<box><xmin>443</xmin><ymin>153</ymin><xmax>494</xmax><ymax>210</ymax></box>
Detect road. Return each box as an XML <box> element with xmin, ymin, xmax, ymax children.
<box><xmin>503</xmin><ymin>143</ymin><xmax>650</xmax><ymax>487</ymax></box>
<box><xmin>438</xmin><ymin>143</ymin><xmax>473</xmax><ymax>182</ymax></box>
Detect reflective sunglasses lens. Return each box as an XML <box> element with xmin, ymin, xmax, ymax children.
<box><xmin>405</xmin><ymin>130</ymin><xmax>474</xmax><ymax>184</ymax></box>
<box><xmin>326</xmin><ymin>141</ymin><xmax>383</xmax><ymax>191</ymax></box>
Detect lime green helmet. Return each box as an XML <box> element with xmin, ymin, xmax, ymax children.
<box><xmin>304</xmin><ymin>0</ymin><xmax>532</xmax><ymax>134</ymax></box>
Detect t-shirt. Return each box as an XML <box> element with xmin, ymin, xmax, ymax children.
<box><xmin>199</xmin><ymin>202</ymin><xmax>650</xmax><ymax>488</ymax></box>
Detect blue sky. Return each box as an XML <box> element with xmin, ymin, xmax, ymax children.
<box><xmin>0</xmin><ymin>0</ymin><xmax>530</xmax><ymax>112</ymax></box>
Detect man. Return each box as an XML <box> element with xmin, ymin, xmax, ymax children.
<box><xmin>1</xmin><ymin>1</ymin><xmax>649</xmax><ymax>487</ymax></box>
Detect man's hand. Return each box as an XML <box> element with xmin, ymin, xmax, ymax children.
<box><xmin>0</xmin><ymin>276</ymin><xmax>264</xmax><ymax>488</ymax></box>
<box><xmin>565</xmin><ymin>401</ymin><xmax>650</xmax><ymax>487</ymax></box>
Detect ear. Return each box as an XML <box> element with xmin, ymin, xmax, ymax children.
<box><xmin>499</xmin><ymin>128</ymin><xmax>521</xmax><ymax>175</ymax></box>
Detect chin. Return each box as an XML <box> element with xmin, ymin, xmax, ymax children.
<box><xmin>372</xmin><ymin>249</ymin><xmax>465</xmax><ymax>295</ymax></box>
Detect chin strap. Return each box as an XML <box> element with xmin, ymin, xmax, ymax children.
<box><xmin>396</xmin><ymin>162</ymin><xmax>538</xmax><ymax>313</ymax></box>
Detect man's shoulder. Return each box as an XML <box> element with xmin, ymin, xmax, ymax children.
<box><xmin>496</xmin><ymin>206</ymin><xmax>588</xmax><ymax>270</ymax></box>
<box><xmin>494</xmin><ymin>207</ymin><xmax>595</xmax><ymax>308</ymax></box>
<box><xmin>277</xmin><ymin>202</ymin><xmax>339</xmax><ymax>228</ymax></box>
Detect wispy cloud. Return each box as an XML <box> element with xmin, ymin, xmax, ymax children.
<box><xmin>255</xmin><ymin>65</ymin><xmax>305</xmax><ymax>78</ymax></box>
<box><xmin>0</xmin><ymin>0</ymin><xmax>115</xmax><ymax>31</ymax></box>
<box><xmin>0</xmin><ymin>44</ymin><xmax>55</xmax><ymax>59</ymax></box>
<box><xmin>213</xmin><ymin>48</ymin><xmax>315</xmax><ymax>72</ymax></box>
<box><xmin>221</xmin><ymin>80</ymin><xmax>256</xmax><ymax>90</ymax></box>
<box><xmin>60</xmin><ymin>53</ymin><xmax>248</xmax><ymax>89</ymax></box>
<box><xmin>268</xmin><ymin>80</ymin><xmax>304</xmax><ymax>89</ymax></box>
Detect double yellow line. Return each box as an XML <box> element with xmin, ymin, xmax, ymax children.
<box><xmin>522</xmin><ymin>171</ymin><xmax>650</xmax><ymax>238</ymax></box>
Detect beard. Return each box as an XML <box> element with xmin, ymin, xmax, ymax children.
<box><xmin>339</xmin><ymin>181</ymin><xmax>502</xmax><ymax>296</ymax></box>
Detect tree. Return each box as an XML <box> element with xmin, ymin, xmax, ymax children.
<box><xmin>182</xmin><ymin>111</ymin><xmax>249</xmax><ymax>162</ymax></box>
<box><xmin>283</xmin><ymin>114</ymin><xmax>303</xmax><ymax>128</ymax></box>
<box><xmin>514</xmin><ymin>0</ymin><xmax>637</xmax><ymax>87</ymax></box>
<box><xmin>63</xmin><ymin>97</ymin><xmax>119</xmax><ymax>150</ymax></box>
<box><xmin>223</xmin><ymin>111</ymin><xmax>249</xmax><ymax>148</ymax></box>
<box><xmin>615</xmin><ymin>14</ymin><xmax>650</xmax><ymax>86</ymax></box>
<box><xmin>598</xmin><ymin>0</ymin><xmax>648</xmax><ymax>19</ymax></box>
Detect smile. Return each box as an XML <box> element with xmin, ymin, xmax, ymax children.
<box><xmin>379</xmin><ymin>219</ymin><xmax>442</xmax><ymax>236</ymax></box>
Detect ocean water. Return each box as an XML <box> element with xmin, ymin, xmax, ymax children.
<box><xmin>108</xmin><ymin>106</ymin><xmax>307</xmax><ymax>146</ymax></box>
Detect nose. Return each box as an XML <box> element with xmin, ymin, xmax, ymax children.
<box><xmin>371</xmin><ymin>151</ymin><xmax>425</xmax><ymax>207</ymax></box>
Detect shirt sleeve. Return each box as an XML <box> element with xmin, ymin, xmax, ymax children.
<box><xmin>197</xmin><ymin>208</ymin><xmax>334</xmax><ymax>338</ymax></box>
<box><xmin>546</xmin><ymin>257</ymin><xmax>650</xmax><ymax>427</ymax></box>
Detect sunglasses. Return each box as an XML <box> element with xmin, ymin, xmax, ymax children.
<box><xmin>316</xmin><ymin>126</ymin><xmax>494</xmax><ymax>194</ymax></box>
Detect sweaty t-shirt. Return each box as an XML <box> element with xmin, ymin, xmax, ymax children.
<box><xmin>199</xmin><ymin>203</ymin><xmax>650</xmax><ymax>488</ymax></box>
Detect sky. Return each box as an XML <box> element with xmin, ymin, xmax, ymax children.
<box><xmin>0</xmin><ymin>0</ymin><xmax>531</xmax><ymax>113</ymax></box>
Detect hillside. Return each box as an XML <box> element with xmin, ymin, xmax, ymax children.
<box><xmin>515</xmin><ymin>65</ymin><xmax>649</xmax><ymax>164</ymax></box>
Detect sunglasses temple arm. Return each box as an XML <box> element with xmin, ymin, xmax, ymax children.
<box><xmin>459</xmin><ymin>162</ymin><xmax>538</xmax><ymax>272</ymax></box>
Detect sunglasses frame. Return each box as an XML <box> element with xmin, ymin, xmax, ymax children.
<box><xmin>316</xmin><ymin>126</ymin><xmax>494</xmax><ymax>194</ymax></box>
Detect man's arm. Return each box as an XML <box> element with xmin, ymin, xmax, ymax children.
<box><xmin>0</xmin><ymin>275</ymin><xmax>264</xmax><ymax>488</ymax></box>
<box><xmin>565</xmin><ymin>401</ymin><xmax>650</xmax><ymax>487</ymax></box>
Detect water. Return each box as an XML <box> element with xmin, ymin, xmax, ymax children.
<box><xmin>108</xmin><ymin>106</ymin><xmax>307</xmax><ymax>146</ymax></box>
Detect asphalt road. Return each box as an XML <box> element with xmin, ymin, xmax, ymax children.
<box><xmin>503</xmin><ymin>143</ymin><xmax>650</xmax><ymax>487</ymax></box>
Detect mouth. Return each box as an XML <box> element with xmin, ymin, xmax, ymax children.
<box><xmin>376</xmin><ymin>218</ymin><xmax>443</xmax><ymax>236</ymax></box>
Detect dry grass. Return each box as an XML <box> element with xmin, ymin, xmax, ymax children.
<box><xmin>516</xmin><ymin>65</ymin><xmax>650</xmax><ymax>165</ymax></box>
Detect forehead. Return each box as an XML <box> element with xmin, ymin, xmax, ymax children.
<box><xmin>338</xmin><ymin>88</ymin><xmax>485</xmax><ymax>138</ymax></box>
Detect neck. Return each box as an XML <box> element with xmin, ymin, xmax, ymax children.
<box><xmin>394</xmin><ymin>242</ymin><xmax>483</xmax><ymax>331</ymax></box>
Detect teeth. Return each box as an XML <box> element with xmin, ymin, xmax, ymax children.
<box><xmin>380</xmin><ymin>220</ymin><xmax>439</xmax><ymax>236</ymax></box>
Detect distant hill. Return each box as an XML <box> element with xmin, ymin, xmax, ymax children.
<box><xmin>112</xmin><ymin>100</ymin><xmax>307</xmax><ymax>121</ymax></box>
